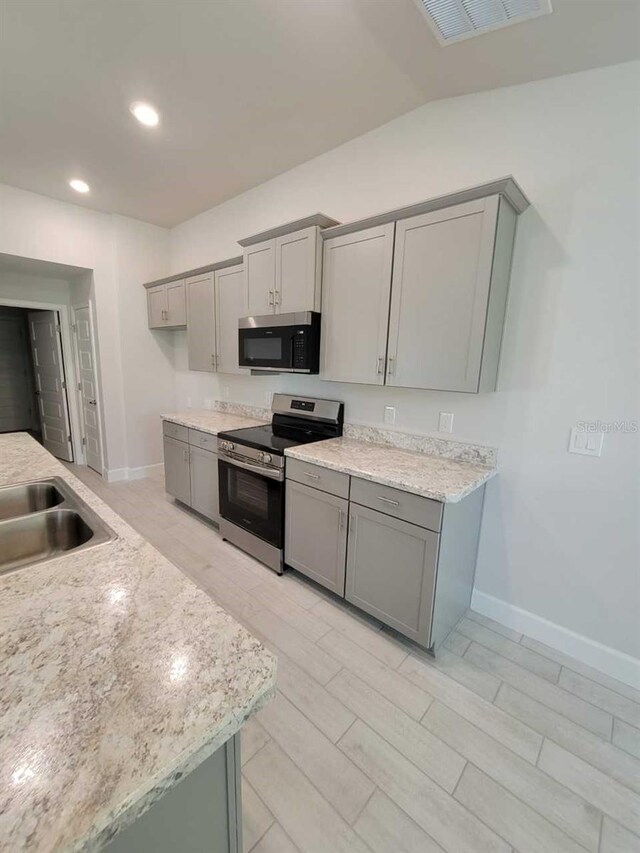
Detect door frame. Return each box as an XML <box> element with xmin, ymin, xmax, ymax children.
<box><xmin>0</xmin><ymin>297</ymin><xmax>85</xmax><ymax>465</ymax></box>
<box><xmin>72</xmin><ymin>303</ymin><xmax>105</xmax><ymax>475</ymax></box>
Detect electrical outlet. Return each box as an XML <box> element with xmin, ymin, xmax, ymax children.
<box><xmin>438</xmin><ymin>412</ymin><xmax>454</xmax><ymax>434</ymax></box>
<box><xmin>222</xmin><ymin>385</ymin><xmax>230</xmax><ymax>401</ymax></box>
<box><xmin>265</xmin><ymin>391</ymin><xmax>273</xmax><ymax>407</ymax></box>
<box><xmin>204</xmin><ymin>398</ymin><xmax>213</xmax><ymax>410</ymax></box>
<box><xmin>384</xmin><ymin>406</ymin><xmax>396</xmax><ymax>425</ymax></box>
<box><xmin>186</xmin><ymin>396</ymin><xmax>192</xmax><ymax>409</ymax></box>
<box><xmin>569</xmin><ymin>427</ymin><xmax>603</xmax><ymax>457</ymax></box>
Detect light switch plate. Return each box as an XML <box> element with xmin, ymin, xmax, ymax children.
<box><xmin>439</xmin><ymin>412</ymin><xmax>454</xmax><ymax>433</ymax></box>
<box><xmin>186</xmin><ymin>396</ymin><xmax>192</xmax><ymax>409</ymax></box>
<box><xmin>384</xmin><ymin>406</ymin><xmax>396</xmax><ymax>425</ymax></box>
<box><xmin>569</xmin><ymin>427</ymin><xmax>603</xmax><ymax>457</ymax></box>
<box><xmin>222</xmin><ymin>385</ymin><xmax>230</xmax><ymax>401</ymax></box>
<box><xmin>204</xmin><ymin>398</ymin><xmax>213</xmax><ymax>410</ymax></box>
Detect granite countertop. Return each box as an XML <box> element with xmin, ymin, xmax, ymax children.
<box><xmin>285</xmin><ymin>436</ymin><xmax>496</xmax><ymax>503</ymax></box>
<box><xmin>161</xmin><ymin>410</ymin><xmax>268</xmax><ymax>435</ymax></box>
<box><xmin>0</xmin><ymin>433</ymin><xmax>276</xmax><ymax>852</ymax></box>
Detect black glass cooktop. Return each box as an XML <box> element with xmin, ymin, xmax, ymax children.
<box><xmin>218</xmin><ymin>424</ymin><xmax>330</xmax><ymax>455</ymax></box>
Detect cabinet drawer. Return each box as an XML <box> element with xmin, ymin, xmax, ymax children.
<box><xmin>163</xmin><ymin>420</ymin><xmax>189</xmax><ymax>443</ymax></box>
<box><xmin>188</xmin><ymin>428</ymin><xmax>217</xmax><ymax>451</ymax></box>
<box><xmin>286</xmin><ymin>458</ymin><xmax>350</xmax><ymax>499</ymax></box>
<box><xmin>350</xmin><ymin>477</ymin><xmax>442</xmax><ymax>532</ymax></box>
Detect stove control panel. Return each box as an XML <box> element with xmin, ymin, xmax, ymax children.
<box><xmin>220</xmin><ymin>440</ymin><xmax>235</xmax><ymax>452</ymax></box>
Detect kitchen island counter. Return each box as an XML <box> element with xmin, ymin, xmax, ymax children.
<box><xmin>0</xmin><ymin>433</ymin><xmax>276</xmax><ymax>852</ymax></box>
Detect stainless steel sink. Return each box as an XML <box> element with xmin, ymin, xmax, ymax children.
<box><xmin>0</xmin><ymin>477</ymin><xmax>116</xmax><ymax>575</ymax></box>
<box><xmin>0</xmin><ymin>480</ymin><xmax>65</xmax><ymax>520</ymax></box>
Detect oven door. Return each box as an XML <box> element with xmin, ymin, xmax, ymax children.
<box><xmin>218</xmin><ymin>458</ymin><xmax>284</xmax><ymax>548</ymax></box>
<box><xmin>238</xmin><ymin>325</ymin><xmax>295</xmax><ymax>371</ymax></box>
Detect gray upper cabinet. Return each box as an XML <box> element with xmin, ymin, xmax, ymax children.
<box><xmin>320</xmin><ymin>224</ymin><xmax>395</xmax><ymax>385</ymax></box>
<box><xmin>189</xmin><ymin>444</ymin><xmax>220</xmax><ymax>523</ymax></box>
<box><xmin>285</xmin><ymin>479</ymin><xmax>348</xmax><ymax>595</ymax></box>
<box><xmin>215</xmin><ymin>265</ymin><xmax>245</xmax><ymax>374</ymax></box>
<box><xmin>275</xmin><ymin>226</ymin><xmax>322</xmax><ymax>313</ymax></box>
<box><xmin>345</xmin><ymin>503</ymin><xmax>439</xmax><ymax>646</ymax></box>
<box><xmin>244</xmin><ymin>240</ymin><xmax>276</xmax><ymax>316</ymax></box>
<box><xmin>387</xmin><ymin>196</ymin><xmax>515</xmax><ymax>392</ymax></box>
<box><xmin>243</xmin><ymin>226</ymin><xmax>322</xmax><ymax>316</ymax></box>
<box><xmin>186</xmin><ymin>273</ymin><xmax>216</xmax><ymax>372</ymax></box>
<box><xmin>163</xmin><ymin>435</ymin><xmax>191</xmax><ymax>506</ymax></box>
<box><xmin>147</xmin><ymin>280</ymin><xmax>186</xmax><ymax>329</ymax></box>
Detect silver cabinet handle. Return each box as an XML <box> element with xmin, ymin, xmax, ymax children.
<box><xmin>377</xmin><ymin>495</ymin><xmax>399</xmax><ymax>507</ymax></box>
<box><xmin>304</xmin><ymin>472</ymin><xmax>320</xmax><ymax>480</ymax></box>
<box><xmin>268</xmin><ymin>289</ymin><xmax>274</xmax><ymax>305</ymax></box>
<box><xmin>387</xmin><ymin>356</ymin><xmax>396</xmax><ymax>376</ymax></box>
<box><xmin>211</xmin><ymin>353</ymin><xmax>216</xmax><ymax>368</ymax></box>
<box><xmin>183</xmin><ymin>448</ymin><xmax>189</xmax><ymax>462</ymax></box>
<box><xmin>339</xmin><ymin>509</ymin><xmax>346</xmax><ymax>530</ymax></box>
<box><xmin>274</xmin><ymin>290</ymin><xmax>280</xmax><ymax>305</ymax></box>
<box><xmin>377</xmin><ymin>356</ymin><xmax>385</xmax><ymax>375</ymax></box>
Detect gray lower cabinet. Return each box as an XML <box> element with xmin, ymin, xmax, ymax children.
<box><xmin>163</xmin><ymin>422</ymin><xmax>220</xmax><ymax>523</ymax></box>
<box><xmin>345</xmin><ymin>503</ymin><xmax>439</xmax><ymax>647</ymax></box>
<box><xmin>285</xmin><ymin>480</ymin><xmax>347</xmax><ymax>595</ymax></box>
<box><xmin>190</xmin><ymin>444</ymin><xmax>220</xmax><ymax>523</ymax></box>
<box><xmin>107</xmin><ymin>733</ymin><xmax>241</xmax><ymax>853</ymax></box>
<box><xmin>163</xmin><ymin>435</ymin><xmax>191</xmax><ymax>506</ymax></box>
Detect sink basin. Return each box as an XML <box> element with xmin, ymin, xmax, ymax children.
<box><xmin>0</xmin><ymin>477</ymin><xmax>116</xmax><ymax>575</ymax></box>
<box><xmin>0</xmin><ymin>480</ymin><xmax>65</xmax><ymax>520</ymax></box>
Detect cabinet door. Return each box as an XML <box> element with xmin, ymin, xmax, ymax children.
<box><xmin>163</xmin><ymin>436</ymin><xmax>191</xmax><ymax>505</ymax></box>
<box><xmin>147</xmin><ymin>285</ymin><xmax>167</xmax><ymax>328</ymax></box>
<box><xmin>166</xmin><ymin>280</ymin><xmax>187</xmax><ymax>327</ymax></box>
<box><xmin>244</xmin><ymin>240</ymin><xmax>275</xmax><ymax>316</ymax></box>
<box><xmin>387</xmin><ymin>198</ymin><xmax>499</xmax><ymax>392</ymax></box>
<box><xmin>285</xmin><ymin>480</ymin><xmax>347</xmax><ymax>595</ymax></box>
<box><xmin>215</xmin><ymin>265</ymin><xmax>244</xmax><ymax>374</ymax></box>
<box><xmin>320</xmin><ymin>224</ymin><xmax>394</xmax><ymax>385</ymax></box>
<box><xmin>346</xmin><ymin>504</ymin><xmax>438</xmax><ymax>646</ymax></box>
<box><xmin>186</xmin><ymin>273</ymin><xmax>216</xmax><ymax>372</ymax></box>
<box><xmin>275</xmin><ymin>227</ymin><xmax>320</xmax><ymax>313</ymax></box>
<box><xmin>189</xmin><ymin>445</ymin><xmax>220</xmax><ymax>523</ymax></box>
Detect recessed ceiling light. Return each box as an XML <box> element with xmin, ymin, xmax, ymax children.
<box><xmin>415</xmin><ymin>0</ymin><xmax>552</xmax><ymax>45</ymax></box>
<box><xmin>69</xmin><ymin>179</ymin><xmax>90</xmax><ymax>193</ymax></box>
<box><xmin>130</xmin><ymin>101</ymin><xmax>160</xmax><ymax>127</ymax></box>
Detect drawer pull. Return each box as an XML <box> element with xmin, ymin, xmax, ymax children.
<box><xmin>304</xmin><ymin>472</ymin><xmax>320</xmax><ymax>480</ymax></box>
<box><xmin>377</xmin><ymin>495</ymin><xmax>400</xmax><ymax>507</ymax></box>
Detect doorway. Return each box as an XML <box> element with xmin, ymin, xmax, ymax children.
<box><xmin>0</xmin><ymin>306</ymin><xmax>75</xmax><ymax>461</ymax></box>
<box><xmin>73</xmin><ymin>305</ymin><xmax>103</xmax><ymax>473</ymax></box>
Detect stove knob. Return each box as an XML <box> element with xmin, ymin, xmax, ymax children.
<box><xmin>260</xmin><ymin>452</ymin><xmax>272</xmax><ymax>464</ymax></box>
<box><xmin>221</xmin><ymin>441</ymin><xmax>235</xmax><ymax>452</ymax></box>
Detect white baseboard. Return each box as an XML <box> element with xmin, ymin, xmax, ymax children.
<box><xmin>471</xmin><ymin>589</ymin><xmax>640</xmax><ymax>690</ymax></box>
<box><xmin>128</xmin><ymin>462</ymin><xmax>164</xmax><ymax>481</ymax></box>
<box><xmin>105</xmin><ymin>463</ymin><xmax>164</xmax><ymax>483</ymax></box>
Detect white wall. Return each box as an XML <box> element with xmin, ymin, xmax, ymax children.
<box><xmin>169</xmin><ymin>61</ymin><xmax>640</xmax><ymax>665</ymax></box>
<box><xmin>0</xmin><ymin>270</ymin><xmax>71</xmax><ymax>305</ymax></box>
<box><xmin>0</xmin><ymin>185</ymin><xmax>173</xmax><ymax>474</ymax></box>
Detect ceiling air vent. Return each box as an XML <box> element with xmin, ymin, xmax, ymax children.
<box><xmin>415</xmin><ymin>0</ymin><xmax>552</xmax><ymax>45</ymax></box>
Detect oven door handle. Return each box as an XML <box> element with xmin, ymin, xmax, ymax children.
<box><xmin>220</xmin><ymin>453</ymin><xmax>284</xmax><ymax>481</ymax></box>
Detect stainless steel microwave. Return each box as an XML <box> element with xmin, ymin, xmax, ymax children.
<box><xmin>238</xmin><ymin>312</ymin><xmax>321</xmax><ymax>373</ymax></box>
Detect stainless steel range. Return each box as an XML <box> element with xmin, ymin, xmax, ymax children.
<box><xmin>217</xmin><ymin>394</ymin><xmax>343</xmax><ymax>574</ymax></box>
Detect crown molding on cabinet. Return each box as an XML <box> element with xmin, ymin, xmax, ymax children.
<box><xmin>321</xmin><ymin>176</ymin><xmax>530</xmax><ymax>240</ymax></box>
<box><xmin>238</xmin><ymin>213</ymin><xmax>341</xmax><ymax>247</ymax></box>
<box><xmin>142</xmin><ymin>255</ymin><xmax>243</xmax><ymax>289</ymax></box>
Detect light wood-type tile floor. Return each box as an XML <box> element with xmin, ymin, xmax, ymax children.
<box><xmin>68</xmin><ymin>464</ymin><xmax>640</xmax><ymax>853</ymax></box>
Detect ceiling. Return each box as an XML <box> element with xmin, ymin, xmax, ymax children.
<box><xmin>0</xmin><ymin>0</ymin><xmax>637</xmax><ymax>228</ymax></box>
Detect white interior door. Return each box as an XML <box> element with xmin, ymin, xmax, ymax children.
<box><xmin>0</xmin><ymin>313</ymin><xmax>35</xmax><ymax>432</ymax></box>
<box><xmin>74</xmin><ymin>306</ymin><xmax>103</xmax><ymax>473</ymax></box>
<box><xmin>28</xmin><ymin>310</ymin><xmax>73</xmax><ymax>462</ymax></box>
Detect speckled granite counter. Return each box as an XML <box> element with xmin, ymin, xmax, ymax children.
<box><xmin>0</xmin><ymin>433</ymin><xmax>276</xmax><ymax>852</ymax></box>
<box><xmin>161</xmin><ymin>410</ymin><xmax>267</xmax><ymax>435</ymax></box>
<box><xmin>285</xmin><ymin>436</ymin><xmax>496</xmax><ymax>503</ymax></box>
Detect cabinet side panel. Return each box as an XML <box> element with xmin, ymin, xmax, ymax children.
<box><xmin>106</xmin><ymin>739</ymin><xmax>234</xmax><ymax>853</ymax></box>
<box><xmin>430</xmin><ymin>486</ymin><xmax>485</xmax><ymax>650</ymax></box>
<box><xmin>478</xmin><ymin>199</ymin><xmax>518</xmax><ymax>393</ymax></box>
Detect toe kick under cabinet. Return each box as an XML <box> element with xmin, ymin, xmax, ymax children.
<box><xmin>284</xmin><ymin>459</ymin><xmax>485</xmax><ymax>651</ymax></box>
<box><xmin>163</xmin><ymin>421</ymin><xmax>220</xmax><ymax>524</ymax></box>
